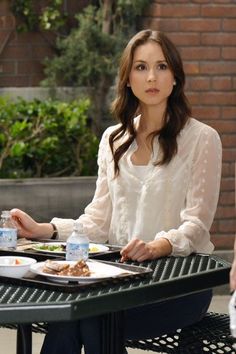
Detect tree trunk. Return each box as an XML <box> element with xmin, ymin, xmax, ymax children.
<box><xmin>102</xmin><ymin>0</ymin><xmax>113</xmax><ymax>34</ymax></box>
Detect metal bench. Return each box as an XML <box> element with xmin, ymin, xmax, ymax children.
<box><xmin>2</xmin><ymin>312</ymin><xmax>235</xmax><ymax>353</ymax></box>
<box><xmin>126</xmin><ymin>312</ymin><xmax>235</xmax><ymax>353</ymax></box>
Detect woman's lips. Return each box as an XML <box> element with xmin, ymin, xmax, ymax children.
<box><xmin>145</xmin><ymin>88</ymin><xmax>160</xmax><ymax>93</ymax></box>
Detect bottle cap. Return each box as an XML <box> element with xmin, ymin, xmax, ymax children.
<box><xmin>73</xmin><ymin>221</ymin><xmax>84</xmax><ymax>232</ymax></box>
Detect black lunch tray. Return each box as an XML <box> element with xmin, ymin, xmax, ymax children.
<box><xmin>0</xmin><ymin>244</ymin><xmax>122</xmax><ymax>262</ymax></box>
<box><xmin>0</xmin><ymin>248</ymin><xmax>64</xmax><ymax>262</ymax></box>
<box><xmin>0</xmin><ymin>260</ymin><xmax>153</xmax><ymax>293</ymax></box>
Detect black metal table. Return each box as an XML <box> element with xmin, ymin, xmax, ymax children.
<box><xmin>0</xmin><ymin>254</ymin><xmax>231</xmax><ymax>354</ymax></box>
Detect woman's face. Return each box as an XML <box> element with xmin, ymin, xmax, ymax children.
<box><xmin>128</xmin><ymin>41</ymin><xmax>175</xmax><ymax>110</ymax></box>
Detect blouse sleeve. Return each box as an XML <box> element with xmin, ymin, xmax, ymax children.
<box><xmin>51</xmin><ymin>128</ymin><xmax>113</xmax><ymax>242</ymax></box>
<box><xmin>155</xmin><ymin>126</ymin><xmax>222</xmax><ymax>256</ymax></box>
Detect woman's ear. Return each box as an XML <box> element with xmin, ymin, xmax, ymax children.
<box><xmin>127</xmin><ymin>81</ymin><xmax>131</xmax><ymax>87</ymax></box>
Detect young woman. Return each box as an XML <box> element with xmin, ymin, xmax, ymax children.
<box><xmin>11</xmin><ymin>29</ymin><xmax>222</xmax><ymax>354</ymax></box>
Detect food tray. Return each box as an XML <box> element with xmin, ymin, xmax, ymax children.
<box><xmin>0</xmin><ymin>260</ymin><xmax>153</xmax><ymax>293</ymax></box>
<box><xmin>0</xmin><ymin>244</ymin><xmax>122</xmax><ymax>261</ymax></box>
<box><xmin>0</xmin><ymin>249</ymin><xmax>64</xmax><ymax>262</ymax></box>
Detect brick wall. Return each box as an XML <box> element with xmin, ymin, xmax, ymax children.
<box><xmin>0</xmin><ymin>0</ymin><xmax>88</xmax><ymax>86</ymax></box>
<box><xmin>0</xmin><ymin>0</ymin><xmax>235</xmax><ymax>249</ymax></box>
<box><xmin>143</xmin><ymin>0</ymin><xmax>236</xmax><ymax>249</ymax></box>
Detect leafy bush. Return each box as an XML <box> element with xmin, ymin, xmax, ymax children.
<box><xmin>41</xmin><ymin>2</ymin><xmax>149</xmax><ymax>133</ymax></box>
<box><xmin>0</xmin><ymin>96</ymin><xmax>99</xmax><ymax>178</ymax></box>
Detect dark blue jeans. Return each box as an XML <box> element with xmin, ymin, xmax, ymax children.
<box><xmin>40</xmin><ymin>290</ymin><xmax>212</xmax><ymax>354</ymax></box>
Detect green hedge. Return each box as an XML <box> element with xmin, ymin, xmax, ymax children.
<box><xmin>0</xmin><ymin>97</ymin><xmax>99</xmax><ymax>178</ymax></box>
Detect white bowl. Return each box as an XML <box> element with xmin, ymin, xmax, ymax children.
<box><xmin>0</xmin><ymin>256</ymin><xmax>37</xmax><ymax>278</ymax></box>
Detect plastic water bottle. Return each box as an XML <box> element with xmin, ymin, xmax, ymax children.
<box><xmin>66</xmin><ymin>221</ymin><xmax>89</xmax><ymax>261</ymax></box>
<box><xmin>0</xmin><ymin>210</ymin><xmax>17</xmax><ymax>249</ymax></box>
<box><xmin>229</xmin><ymin>291</ymin><xmax>236</xmax><ymax>348</ymax></box>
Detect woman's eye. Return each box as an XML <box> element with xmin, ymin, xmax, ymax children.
<box><xmin>158</xmin><ymin>63</ymin><xmax>168</xmax><ymax>70</ymax></box>
<box><xmin>135</xmin><ymin>64</ymin><xmax>146</xmax><ymax>71</ymax></box>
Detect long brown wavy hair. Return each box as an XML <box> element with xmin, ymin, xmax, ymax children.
<box><xmin>109</xmin><ymin>29</ymin><xmax>191</xmax><ymax>176</ymax></box>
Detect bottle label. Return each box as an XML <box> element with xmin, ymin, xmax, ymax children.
<box><xmin>66</xmin><ymin>242</ymin><xmax>89</xmax><ymax>261</ymax></box>
<box><xmin>0</xmin><ymin>228</ymin><xmax>17</xmax><ymax>249</ymax></box>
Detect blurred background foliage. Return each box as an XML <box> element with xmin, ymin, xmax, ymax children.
<box><xmin>4</xmin><ymin>1</ymin><xmax>148</xmax><ymax>178</ymax></box>
<box><xmin>0</xmin><ymin>96</ymin><xmax>98</xmax><ymax>178</ymax></box>
<box><xmin>11</xmin><ymin>0</ymin><xmax>149</xmax><ymax>134</ymax></box>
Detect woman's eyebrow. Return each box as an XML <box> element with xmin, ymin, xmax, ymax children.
<box><xmin>133</xmin><ymin>59</ymin><xmax>167</xmax><ymax>64</ymax></box>
<box><xmin>133</xmin><ymin>60</ymin><xmax>146</xmax><ymax>63</ymax></box>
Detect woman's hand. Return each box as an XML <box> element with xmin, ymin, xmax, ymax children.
<box><xmin>120</xmin><ymin>237</ymin><xmax>172</xmax><ymax>262</ymax></box>
<box><xmin>10</xmin><ymin>208</ymin><xmax>53</xmax><ymax>239</ymax></box>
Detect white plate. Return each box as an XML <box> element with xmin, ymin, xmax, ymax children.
<box><xmin>89</xmin><ymin>243</ymin><xmax>109</xmax><ymax>254</ymax></box>
<box><xmin>32</xmin><ymin>242</ymin><xmax>109</xmax><ymax>255</ymax></box>
<box><xmin>30</xmin><ymin>260</ymin><xmax>134</xmax><ymax>283</ymax></box>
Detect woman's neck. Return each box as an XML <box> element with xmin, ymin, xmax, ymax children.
<box><xmin>138</xmin><ymin>105</ymin><xmax>166</xmax><ymax>134</ymax></box>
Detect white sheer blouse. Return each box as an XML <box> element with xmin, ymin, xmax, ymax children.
<box><xmin>52</xmin><ymin>117</ymin><xmax>222</xmax><ymax>256</ymax></box>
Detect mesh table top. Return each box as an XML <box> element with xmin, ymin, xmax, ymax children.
<box><xmin>0</xmin><ymin>254</ymin><xmax>231</xmax><ymax>324</ymax></box>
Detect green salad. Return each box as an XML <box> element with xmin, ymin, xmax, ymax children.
<box><xmin>35</xmin><ymin>244</ymin><xmax>65</xmax><ymax>252</ymax></box>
